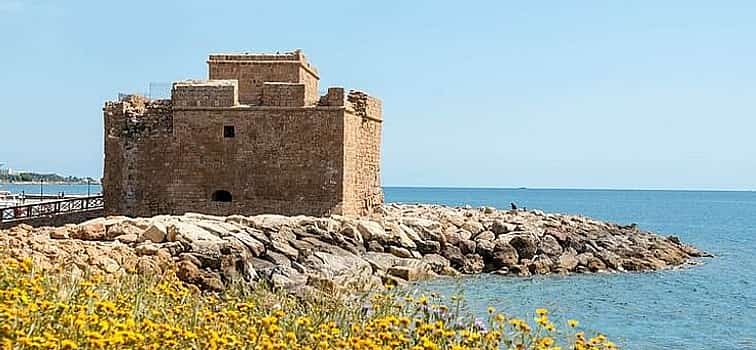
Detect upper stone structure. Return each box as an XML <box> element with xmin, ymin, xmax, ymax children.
<box><xmin>103</xmin><ymin>50</ymin><xmax>383</xmax><ymax>218</ymax></box>
<box><xmin>208</xmin><ymin>51</ymin><xmax>320</xmax><ymax>106</ymax></box>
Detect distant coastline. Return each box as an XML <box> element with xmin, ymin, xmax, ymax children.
<box><xmin>0</xmin><ymin>172</ymin><xmax>99</xmax><ymax>186</ymax></box>
<box><xmin>0</xmin><ymin>181</ymin><xmax>100</xmax><ymax>185</ymax></box>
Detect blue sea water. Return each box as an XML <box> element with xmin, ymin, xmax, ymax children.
<box><xmin>0</xmin><ymin>183</ymin><xmax>102</xmax><ymax>196</ymax></box>
<box><xmin>2</xmin><ymin>184</ymin><xmax>753</xmax><ymax>348</ymax></box>
<box><xmin>384</xmin><ymin>187</ymin><xmax>756</xmax><ymax>350</ymax></box>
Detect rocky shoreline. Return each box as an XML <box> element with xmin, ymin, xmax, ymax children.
<box><xmin>0</xmin><ymin>204</ymin><xmax>710</xmax><ymax>294</ymax></box>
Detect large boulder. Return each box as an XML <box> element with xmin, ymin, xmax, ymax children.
<box><xmin>416</xmin><ymin>240</ymin><xmax>441</xmax><ymax>254</ymax></box>
<box><xmin>443</xmin><ymin>228</ymin><xmax>471</xmax><ymax>246</ymax></box>
<box><xmin>508</xmin><ymin>235</ymin><xmax>538</xmax><ymax>260</ymax></box>
<box><xmin>491</xmin><ymin>220</ymin><xmax>517</xmax><ymax>235</ymax></box>
<box><xmin>139</xmin><ymin>222</ymin><xmax>167</xmax><ymax>243</ymax></box>
<box><xmin>529</xmin><ymin>255</ymin><xmax>554</xmax><ymax>275</ymax></box>
<box><xmin>357</xmin><ymin>220</ymin><xmax>387</xmax><ymax>242</ymax></box>
<box><xmin>73</xmin><ymin>220</ymin><xmax>106</xmax><ymax>241</ymax></box>
<box><xmin>462</xmin><ymin>254</ymin><xmax>485</xmax><ymax>274</ymax></box>
<box><xmin>461</xmin><ymin>220</ymin><xmax>484</xmax><ymax>236</ymax></box>
<box><xmin>556</xmin><ymin>249</ymin><xmax>579</xmax><ymax>272</ymax></box>
<box><xmin>421</xmin><ymin>254</ymin><xmax>455</xmax><ymax>275</ymax></box>
<box><xmin>538</xmin><ymin>235</ymin><xmax>563</xmax><ymax>257</ymax></box>
<box><xmin>387</xmin><ymin>246</ymin><xmax>412</xmax><ymax>259</ymax></box>
<box><xmin>401</xmin><ymin>217</ymin><xmax>444</xmax><ymax>242</ymax></box>
<box><xmin>491</xmin><ymin>242</ymin><xmax>519</xmax><ymax>268</ymax></box>
<box><xmin>441</xmin><ymin>245</ymin><xmax>465</xmax><ymax>269</ymax></box>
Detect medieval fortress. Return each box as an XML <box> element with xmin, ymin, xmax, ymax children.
<box><xmin>103</xmin><ymin>50</ymin><xmax>383</xmax><ymax>217</ymax></box>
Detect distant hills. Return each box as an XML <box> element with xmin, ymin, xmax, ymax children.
<box><xmin>0</xmin><ymin>172</ymin><xmax>98</xmax><ymax>184</ymax></box>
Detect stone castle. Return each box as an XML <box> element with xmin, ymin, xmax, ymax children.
<box><xmin>103</xmin><ymin>50</ymin><xmax>383</xmax><ymax>217</ymax></box>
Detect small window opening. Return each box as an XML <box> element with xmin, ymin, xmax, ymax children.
<box><xmin>211</xmin><ymin>190</ymin><xmax>232</xmax><ymax>202</ymax></box>
<box><xmin>224</xmin><ymin>125</ymin><xmax>235</xmax><ymax>138</ymax></box>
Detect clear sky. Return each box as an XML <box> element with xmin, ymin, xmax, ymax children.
<box><xmin>1</xmin><ymin>1</ymin><xmax>754</xmax><ymax>190</ymax></box>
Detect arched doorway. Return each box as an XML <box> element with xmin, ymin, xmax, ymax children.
<box><xmin>211</xmin><ymin>190</ymin><xmax>232</xmax><ymax>202</ymax></box>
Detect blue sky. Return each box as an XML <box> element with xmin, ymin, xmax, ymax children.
<box><xmin>0</xmin><ymin>1</ymin><xmax>754</xmax><ymax>190</ymax></box>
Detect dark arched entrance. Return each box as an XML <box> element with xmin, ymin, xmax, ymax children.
<box><xmin>211</xmin><ymin>190</ymin><xmax>232</xmax><ymax>202</ymax></box>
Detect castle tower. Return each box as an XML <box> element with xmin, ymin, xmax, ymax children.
<box><xmin>103</xmin><ymin>50</ymin><xmax>383</xmax><ymax>218</ymax></box>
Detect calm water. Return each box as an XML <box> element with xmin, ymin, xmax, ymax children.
<box><xmin>385</xmin><ymin>187</ymin><xmax>756</xmax><ymax>350</ymax></box>
<box><xmin>0</xmin><ymin>183</ymin><xmax>102</xmax><ymax>196</ymax></box>
<box><xmin>2</xmin><ymin>184</ymin><xmax>753</xmax><ymax>348</ymax></box>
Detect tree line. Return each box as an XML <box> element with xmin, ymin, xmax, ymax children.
<box><xmin>0</xmin><ymin>172</ymin><xmax>98</xmax><ymax>184</ymax></box>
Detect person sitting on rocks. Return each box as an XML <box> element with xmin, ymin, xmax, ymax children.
<box><xmin>510</xmin><ymin>202</ymin><xmax>518</xmax><ymax>210</ymax></box>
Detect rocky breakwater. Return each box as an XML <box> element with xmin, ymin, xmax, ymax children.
<box><xmin>0</xmin><ymin>204</ymin><xmax>709</xmax><ymax>294</ymax></box>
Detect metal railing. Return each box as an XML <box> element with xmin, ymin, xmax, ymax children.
<box><xmin>0</xmin><ymin>195</ymin><xmax>104</xmax><ymax>224</ymax></box>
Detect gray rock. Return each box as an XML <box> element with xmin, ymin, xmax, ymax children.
<box><xmin>421</xmin><ymin>254</ymin><xmax>455</xmax><ymax>275</ymax></box>
<box><xmin>367</xmin><ymin>240</ymin><xmax>384</xmax><ymax>252</ymax></box>
<box><xmin>491</xmin><ymin>242</ymin><xmax>519</xmax><ymax>268</ymax></box>
<box><xmin>441</xmin><ymin>245</ymin><xmax>465</xmax><ymax>269</ymax></box>
<box><xmin>226</xmin><ymin>230</ymin><xmax>265</xmax><ymax>256</ymax></box>
<box><xmin>509</xmin><ymin>235</ymin><xmax>538</xmax><ymax>260</ymax></box>
<box><xmin>135</xmin><ymin>242</ymin><xmax>161</xmax><ymax>256</ymax></box>
<box><xmin>115</xmin><ymin>233</ymin><xmax>139</xmax><ymax>244</ymax></box>
<box><xmin>443</xmin><ymin>228</ymin><xmax>471</xmax><ymax>246</ymax></box>
<box><xmin>461</xmin><ymin>220</ymin><xmax>484</xmax><ymax>236</ymax></box>
<box><xmin>106</xmin><ymin>222</ymin><xmax>142</xmax><ymax>240</ymax></box>
<box><xmin>49</xmin><ymin>228</ymin><xmax>70</xmax><ymax>239</ymax></box>
<box><xmin>462</xmin><ymin>254</ymin><xmax>485</xmax><ymax>274</ymax></box>
<box><xmin>491</xmin><ymin>220</ymin><xmax>517</xmax><ymax>235</ymax></box>
<box><xmin>270</xmin><ymin>240</ymin><xmax>299</xmax><ymax>259</ymax></box>
<box><xmin>538</xmin><ymin>235</ymin><xmax>563</xmax><ymax>257</ymax></box>
<box><xmin>268</xmin><ymin>266</ymin><xmax>308</xmax><ymax>290</ymax></box>
<box><xmin>416</xmin><ymin>240</ymin><xmax>441</xmax><ymax>254</ymax></box>
<box><xmin>263</xmin><ymin>251</ymin><xmax>291</xmax><ymax>267</ymax></box>
<box><xmin>139</xmin><ymin>223</ymin><xmax>167</xmax><ymax>243</ymax></box>
<box><xmin>529</xmin><ymin>255</ymin><xmax>554</xmax><ymax>275</ymax></box>
<box><xmin>474</xmin><ymin>230</ymin><xmax>495</xmax><ymax>242</ymax></box>
<box><xmin>556</xmin><ymin>249</ymin><xmax>579</xmax><ymax>271</ymax></box>
<box><xmin>475</xmin><ymin>239</ymin><xmax>495</xmax><ymax>258</ymax></box>
<box><xmin>387</xmin><ymin>245</ymin><xmax>412</xmax><ymax>259</ymax></box>
<box><xmin>357</xmin><ymin>220</ymin><xmax>386</xmax><ymax>242</ymax></box>
<box><xmin>442</xmin><ymin>212</ymin><xmax>466</xmax><ymax>228</ymax></box>
<box><xmin>459</xmin><ymin>240</ymin><xmax>476</xmax><ymax>255</ymax></box>
<box><xmin>304</xmin><ymin>252</ymin><xmax>378</xmax><ymax>292</ymax></box>
<box><xmin>401</xmin><ymin>217</ymin><xmax>444</xmax><ymax>241</ymax></box>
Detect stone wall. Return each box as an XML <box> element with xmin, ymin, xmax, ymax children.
<box><xmin>261</xmin><ymin>83</ymin><xmax>305</xmax><ymax>107</ymax></box>
<box><xmin>168</xmin><ymin>106</ymin><xmax>345</xmax><ymax>216</ymax></box>
<box><xmin>343</xmin><ymin>91</ymin><xmax>384</xmax><ymax>215</ymax></box>
<box><xmin>172</xmin><ymin>80</ymin><xmax>239</xmax><ymax>107</ymax></box>
<box><xmin>103</xmin><ymin>96</ymin><xmax>176</xmax><ymax>216</ymax></box>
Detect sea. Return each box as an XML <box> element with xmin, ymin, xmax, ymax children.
<box><xmin>386</xmin><ymin>187</ymin><xmax>756</xmax><ymax>350</ymax></box>
<box><xmin>2</xmin><ymin>184</ymin><xmax>754</xmax><ymax>349</ymax></box>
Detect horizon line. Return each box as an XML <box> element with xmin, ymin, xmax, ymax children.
<box><xmin>382</xmin><ymin>185</ymin><xmax>755</xmax><ymax>192</ymax></box>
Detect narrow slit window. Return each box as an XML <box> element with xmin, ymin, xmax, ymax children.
<box><xmin>224</xmin><ymin>125</ymin><xmax>235</xmax><ymax>138</ymax></box>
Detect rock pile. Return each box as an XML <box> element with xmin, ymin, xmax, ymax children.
<box><xmin>0</xmin><ymin>204</ymin><xmax>709</xmax><ymax>294</ymax></box>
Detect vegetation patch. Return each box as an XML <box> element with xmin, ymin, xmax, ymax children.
<box><xmin>0</xmin><ymin>253</ymin><xmax>617</xmax><ymax>349</ymax></box>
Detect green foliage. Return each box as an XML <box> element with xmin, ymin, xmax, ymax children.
<box><xmin>0</xmin><ymin>172</ymin><xmax>97</xmax><ymax>184</ymax></box>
